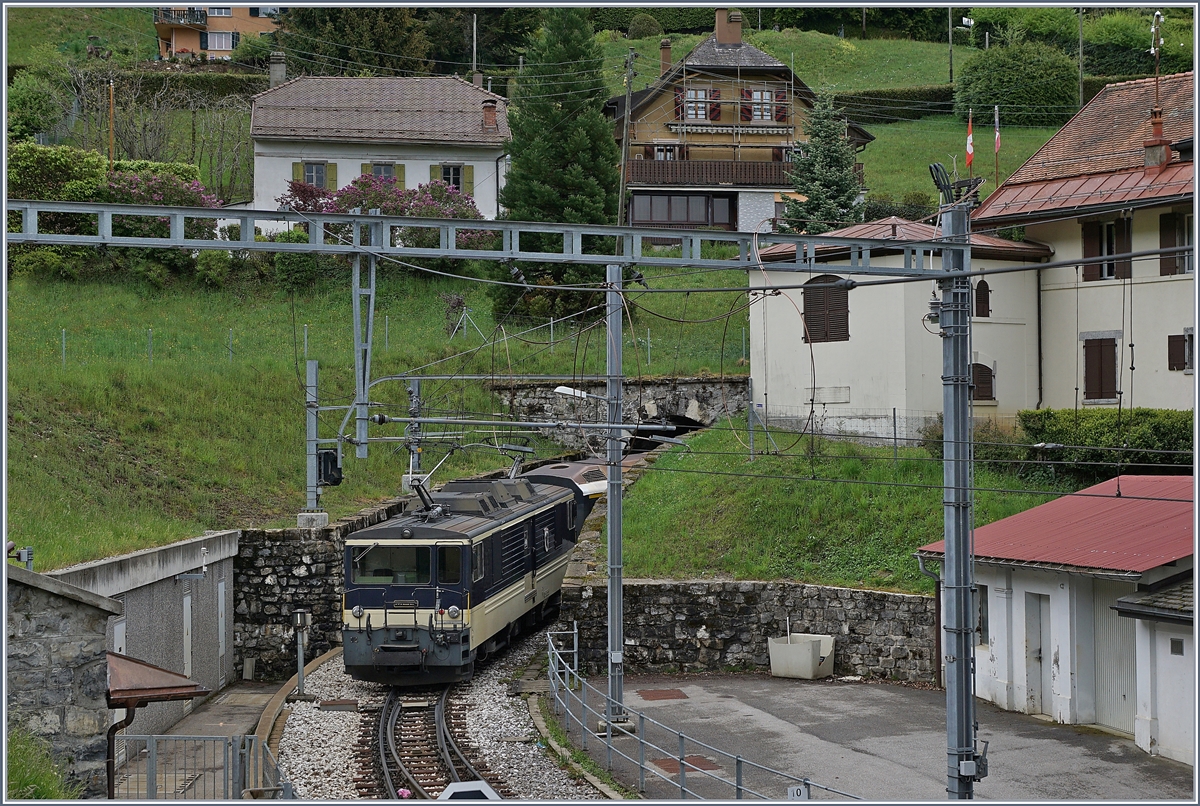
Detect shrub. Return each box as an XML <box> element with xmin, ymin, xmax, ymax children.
<box><xmin>7</xmin><ymin>726</ymin><xmax>82</xmax><ymax>800</ymax></box>
<box><xmin>272</xmin><ymin>228</ymin><xmax>325</xmax><ymax>290</ymax></box>
<box><xmin>8</xmin><ymin>247</ymin><xmax>73</xmax><ymax>280</ymax></box>
<box><xmin>627</xmin><ymin>13</ymin><xmax>663</xmax><ymax>40</ymax></box>
<box><xmin>954</xmin><ymin>42</ymin><xmax>1078</xmax><ymax>127</ymax></box>
<box><xmin>832</xmin><ymin>84</ymin><xmax>954</xmax><ymax>124</ymax></box>
<box><xmin>195</xmin><ymin>250</ymin><xmax>232</xmax><ymax>287</ymax></box>
<box><xmin>6</xmin><ymin>141</ymin><xmax>106</xmax><ymax>201</ymax></box>
<box><xmin>112</xmin><ymin>159</ymin><xmax>200</xmax><ymax>183</ymax></box>
<box><xmin>230</xmin><ymin>31</ymin><xmax>274</xmax><ymax>67</ymax></box>
<box><xmin>591</xmin><ymin>7</ymin><xmax>727</xmax><ymax>34</ymax></box>
<box><xmin>6</xmin><ymin>69</ymin><xmax>65</xmax><ymax>142</ymax></box>
<box><xmin>862</xmin><ymin>191</ymin><xmax>936</xmax><ymax>223</ymax></box>
<box><xmin>1017</xmin><ymin>408</ymin><xmax>1193</xmax><ymax>483</ymax></box>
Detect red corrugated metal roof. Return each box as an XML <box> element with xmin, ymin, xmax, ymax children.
<box><xmin>917</xmin><ymin>475</ymin><xmax>1194</xmax><ymax>573</ymax></box>
<box><xmin>973</xmin><ymin>161</ymin><xmax>1193</xmax><ymax>225</ymax></box>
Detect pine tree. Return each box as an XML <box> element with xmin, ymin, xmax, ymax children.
<box><xmin>782</xmin><ymin>95</ymin><xmax>862</xmax><ymax>235</ymax></box>
<box><xmin>278</xmin><ymin>8</ymin><xmax>431</xmax><ymax>75</ymax></box>
<box><xmin>491</xmin><ymin>8</ymin><xmax>621</xmax><ymax>320</ymax></box>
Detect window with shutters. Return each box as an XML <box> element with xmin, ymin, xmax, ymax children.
<box><xmin>653</xmin><ymin>145</ymin><xmax>680</xmax><ymax>161</ymax></box>
<box><xmin>303</xmin><ymin>162</ymin><xmax>326</xmax><ymax>189</ymax></box>
<box><xmin>207</xmin><ymin>31</ymin><xmax>233</xmax><ymax>50</ymax></box>
<box><xmin>802</xmin><ymin>274</ymin><xmax>849</xmax><ymax>343</ymax></box>
<box><xmin>971</xmin><ymin>363</ymin><xmax>995</xmax><ymax>400</ymax></box>
<box><xmin>750</xmin><ymin>89</ymin><xmax>772</xmax><ymax>121</ymax></box>
<box><xmin>441</xmin><ymin>164</ymin><xmax>462</xmax><ymax>189</ymax></box>
<box><xmin>372</xmin><ymin>163</ymin><xmax>395</xmax><ymax>179</ymax></box>
<box><xmin>1082</xmin><ymin>219</ymin><xmax>1131</xmax><ymax>280</ymax></box>
<box><xmin>974</xmin><ymin>280</ymin><xmax>990</xmax><ymax>317</ymax></box>
<box><xmin>686</xmin><ymin>88</ymin><xmax>709</xmax><ymax>121</ymax></box>
<box><xmin>1167</xmin><ymin>332</ymin><xmax>1193</xmax><ymax>371</ymax></box>
<box><xmin>1161</xmin><ymin>211</ymin><xmax>1194</xmax><ymax>275</ymax></box>
<box><xmin>1083</xmin><ymin>338</ymin><xmax>1118</xmax><ymax>400</ymax></box>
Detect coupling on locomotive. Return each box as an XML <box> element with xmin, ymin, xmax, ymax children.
<box><xmin>342</xmin><ymin>460</ymin><xmax>607</xmax><ymax>685</ymax></box>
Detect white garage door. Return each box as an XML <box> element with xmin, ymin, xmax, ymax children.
<box><xmin>1093</xmin><ymin>580</ymin><xmax>1136</xmax><ymax>733</ymax></box>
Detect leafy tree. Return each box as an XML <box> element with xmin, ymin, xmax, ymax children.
<box><xmin>278</xmin><ymin>8</ymin><xmax>431</xmax><ymax>75</ymax></box>
<box><xmin>627</xmin><ymin>13</ymin><xmax>663</xmax><ymax>40</ymax></box>
<box><xmin>419</xmin><ymin>8</ymin><xmax>541</xmax><ymax>74</ymax></box>
<box><xmin>6</xmin><ymin>70</ymin><xmax>65</xmax><ymax>143</ymax></box>
<box><xmin>491</xmin><ymin>8</ymin><xmax>621</xmax><ymax>320</ymax></box>
<box><xmin>955</xmin><ymin>42</ymin><xmax>1078</xmax><ymax>127</ymax></box>
<box><xmin>781</xmin><ymin>95</ymin><xmax>861</xmax><ymax>235</ymax></box>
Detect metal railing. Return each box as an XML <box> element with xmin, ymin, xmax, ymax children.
<box><xmin>545</xmin><ymin>628</ymin><xmax>860</xmax><ymax>800</ymax></box>
<box><xmin>153</xmin><ymin>9</ymin><xmax>207</xmax><ymax>26</ymax></box>
<box><xmin>113</xmin><ymin>734</ymin><xmax>293</xmax><ymax>800</ymax></box>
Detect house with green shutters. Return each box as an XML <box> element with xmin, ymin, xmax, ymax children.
<box><xmin>250</xmin><ymin>75</ymin><xmax>509</xmax><ymax>218</ymax></box>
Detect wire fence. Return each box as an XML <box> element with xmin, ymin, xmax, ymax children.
<box><xmin>545</xmin><ymin>625</ymin><xmax>861</xmax><ymax>801</ymax></box>
<box><xmin>112</xmin><ymin>734</ymin><xmax>293</xmax><ymax>800</ymax></box>
<box><xmin>758</xmin><ymin>403</ymin><xmax>1018</xmax><ymax>446</ymax></box>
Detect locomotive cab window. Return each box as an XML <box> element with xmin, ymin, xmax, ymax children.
<box><xmin>472</xmin><ymin>542</ymin><xmax>486</xmax><ymax>582</ymax></box>
<box><xmin>437</xmin><ymin>545</ymin><xmax>462</xmax><ymax>585</ymax></box>
<box><xmin>352</xmin><ymin>546</ymin><xmax>429</xmax><ymax>584</ymax></box>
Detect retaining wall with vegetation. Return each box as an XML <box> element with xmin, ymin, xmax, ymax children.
<box><xmin>561</xmin><ymin>580</ymin><xmax>936</xmax><ymax>681</ymax></box>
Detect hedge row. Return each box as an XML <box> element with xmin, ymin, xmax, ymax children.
<box><xmin>1081</xmin><ymin>73</ymin><xmax>1152</xmax><ymax>105</ymax></box>
<box><xmin>832</xmin><ymin>84</ymin><xmax>955</xmax><ymax>124</ymax></box>
<box><xmin>112</xmin><ymin>70</ymin><xmax>267</xmax><ymax>101</ymax></box>
<box><xmin>590</xmin><ymin>8</ymin><xmax>781</xmax><ymax>35</ymax></box>
<box><xmin>1017</xmin><ymin>408</ymin><xmax>1193</xmax><ymax>481</ymax></box>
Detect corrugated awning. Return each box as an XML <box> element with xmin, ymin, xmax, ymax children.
<box><xmin>106</xmin><ymin>652</ymin><xmax>210</xmax><ymax>709</ymax></box>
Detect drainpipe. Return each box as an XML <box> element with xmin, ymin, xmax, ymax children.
<box><xmin>917</xmin><ymin>555</ymin><xmax>943</xmax><ymax>688</ymax></box>
<box><xmin>107</xmin><ymin>702</ymin><xmax>141</xmax><ymax>799</ymax></box>
<box><xmin>1035</xmin><ymin>267</ymin><xmax>1043</xmax><ymax>409</ymax></box>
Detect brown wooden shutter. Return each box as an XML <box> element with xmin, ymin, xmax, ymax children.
<box><xmin>1100</xmin><ymin>339</ymin><xmax>1117</xmax><ymax>398</ymax></box>
<box><xmin>643</xmin><ymin>145</ymin><xmax>654</xmax><ymax>159</ymax></box>
<box><xmin>802</xmin><ymin>286</ymin><xmax>826</xmax><ymax>343</ymax></box>
<box><xmin>827</xmin><ymin>284</ymin><xmax>849</xmax><ymax>341</ymax></box>
<box><xmin>674</xmin><ymin>88</ymin><xmax>684</xmax><ymax>120</ymax></box>
<box><xmin>772</xmin><ymin>147</ymin><xmax>783</xmax><ymax>162</ymax></box>
<box><xmin>708</xmin><ymin>88</ymin><xmax>721</xmax><ymax>121</ymax></box>
<box><xmin>803</xmin><ymin>274</ymin><xmax>847</xmax><ymax>343</ymax></box>
<box><xmin>1114</xmin><ymin>218</ymin><xmax>1132</xmax><ymax>278</ymax></box>
<box><xmin>974</xmin><ymin>280</ymin><xmax>990</xmax><ymax>318</ymax></box>
<box><xmin>971</xmin><ymin>364</ymin><xmax>994</xmax><ymax>400</ymax></box>
<box><xmin>1160</xmin><ymin>212</ymin><xmax>1180</xmax><ymax>275</ymax></box>
<box><xmin>1167</xmin><ymin>334</ymin><xmax>1188</xmax><ymax>369</ymax></box>
<box><xmin>740</xmin><ymin>88</ymin><xmax>752</xmax><ymax>121</ymax></box>
<box><xmin>774</xmin><ymin>88</ymin><xmax>787</xmax><ymax>122</ymax></box>
<box><xmin>1082</xmin><ymin>222</ymin><xmax>1102</xmax><ymax>281</ymax></box>
<box><xmin>1085</xmin><ymin>338</ymin><xmax>1117</xmax><ymax>399</ymax></box>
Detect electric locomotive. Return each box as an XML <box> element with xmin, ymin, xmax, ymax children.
<box><xmin>341</xmin><ymin>460</ymin><xmax>607</xmax><ymax>685</ymax></box>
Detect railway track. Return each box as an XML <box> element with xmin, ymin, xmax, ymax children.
<box><xmin>378</xmin><ymin>685</ymin><xmax>516</xmax><ymax>800</ymax></box>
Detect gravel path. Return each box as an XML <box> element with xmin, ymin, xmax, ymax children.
<box><xmin>276</xmin><ymin>630</ymin><xmax>602</xmax><ymax>800</ymax></box>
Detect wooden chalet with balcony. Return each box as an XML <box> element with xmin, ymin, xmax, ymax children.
<box><xmin>604</xmin><ymin>8</ymin><xmax>872</xmax><ymax>233</ymax></box>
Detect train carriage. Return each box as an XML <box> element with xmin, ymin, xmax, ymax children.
<box><xmin>342</xmin><ymin>461</ymin><xmax>606</xmax><ymax>684</ymax></box>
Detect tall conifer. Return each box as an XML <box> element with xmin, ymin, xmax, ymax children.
<box><xmin>782</xmin><ymin>95</ymin><xmax>862</xmax><ymax>235</ymax></box>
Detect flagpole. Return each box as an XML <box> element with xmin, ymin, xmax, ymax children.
<box><xmin>994</xmin><ymin>105</ymin><xmax>1000</xmax><ymax>190</ymax></box>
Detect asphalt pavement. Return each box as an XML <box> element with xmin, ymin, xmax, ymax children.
<box><xmin>570</xmin><ymin>672</ymin><xmax>1193</xmax><ymax>802</ymax></box>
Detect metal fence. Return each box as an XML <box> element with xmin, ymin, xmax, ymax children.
<box><xmin>113</xmin><ymin>734</ymin><xmax>293</xmax><ymax>800</ymax></box>
<box><xmin>545</xmin><ymin>626</ymin><xmax>860</xmax><ymax>801</ymax></box>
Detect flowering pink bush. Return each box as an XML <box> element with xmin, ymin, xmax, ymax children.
<box><xmin>95</xmin><ymin>171</ymin><xmax>222</xmax><ymax>240</ymax></box>
<box><xmin>280</xmin><ymin>176</ymin><xmax>495</xmax><ymax>251</ymax></box>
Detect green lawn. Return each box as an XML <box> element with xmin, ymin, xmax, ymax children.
<box><xmin>6</xmin><ymin>262</ymin><xmax>748</xmax><ymax>570</ymax></box>
<box><xmin>621</xmin><ymin>419</ymin><xmax>1077</xmax><ymax>594</ymax></box>
<box><xmin>861</xmin><ymin>114</ymin><xmax>1061</xmax><ymax>201</ymax></box>
<box><xmin>5</xmin><ymin>6</ymin><xmax>158</xmax><ymax>65</ymax></box>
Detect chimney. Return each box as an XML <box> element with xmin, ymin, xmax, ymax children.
<box><xmin>482</xmin><ymin>99</ymin><xmax>497</xmax><ymax>129</ymax></box>
<box><xmin>715</xmin><ymin>8</ymin><xmax>743</xmax><ymax>45</ymax></box>
<box><xmin>269</xmin><ymin>51</ymin><xmax>286</xmax><ymax>88</ymax></box>
<box><xmin>472</xmin><ymin>71</ymin><xmax>483</xmax><ymax>88</ymax></box>
<box><xmin>1144</xmin><ymin>106</ymin><xmax>1171</xmax><ymax>168</ymax></box>
<box><xmin>660</xmin><ymin>38</ymin><xmax>672</xmax><ymax>76</ymax></box>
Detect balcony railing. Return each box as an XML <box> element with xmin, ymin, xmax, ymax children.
<box><xmin>154</xmin><ymin>9</ymin><xmax>207</xmax><ymax>26</ymax></box>
<box><xmin>626</xmin><ymin>160</ymin><xmax>865</xmax><ymax>187</ymax></box>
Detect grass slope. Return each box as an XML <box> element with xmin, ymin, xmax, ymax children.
<box><xmin>6</xmin><ymin>7</ymin><xmax>159</xmax><ymax>65</ymax></box>
<box><xmin>7</xmin><ymin>263</ymin><xmax>748</xmax><ymax>570</ymax></box>
<box><xmin>621</xmin><ymin>420</ymin><xmax>1075</xmax><ymax>594</ymax></box>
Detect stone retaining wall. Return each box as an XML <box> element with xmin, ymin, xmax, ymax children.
<box><xmin>561</xmin><ymin>580</ymin><xmax>936</xmax><ymax>682</ymax></box>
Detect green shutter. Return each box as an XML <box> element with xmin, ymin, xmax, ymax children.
<box><xmin>200</xmin><ymin>32</ymin><xmax>208</xmax><ymax>51</ymax></box>
<box><xmin>231</xmin><ymin>31</ymin><xmax>240</xmax><ymax>50</ymax></box>
<box><xmin>431</xmin><ymin>164</ymin><xmax>441</xmax><ymax>183</ymax></box>
<box><xmin>462</xmin><ymin>164</ymin><xmax>474</xmax><ymax>196</ymax></box>
<box><xmin>325</xmin><ymin>162</ymin><xmax>337</xmax><ymax>191</ymax></box>
<box><xmin>361</xmin><ymin>162</ymin><xmax>372</xmax><ymax>177</ymax></box>
<box><xmin>292</xmin><ymin>162</ymin><xmax>303</xmax><ymax>182</ymax></box>
<box><xmin>395</xmin><ymin>164</ymin><xmax>405</xmax><ymax>189</ymax></box>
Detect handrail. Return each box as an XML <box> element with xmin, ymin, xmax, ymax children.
<box><xmin>545</xmin><ymin>631</ymin><xmax>861</xmax><ymax>800</ymax></box>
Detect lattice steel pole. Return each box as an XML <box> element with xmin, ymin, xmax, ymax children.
<box><xmin>941</xmin><ymin>202</ymin><xmax>980</xmax><ymax>798</ymax></box>
<box><xmin>305</xmin><ymin>360</ymin><xmax>320</xmax><ymax>511</ymax></box>
<box><xmin>606</xmin><ymin>263</ymin><xmax>626</xmax><ymax>723</ymax></box>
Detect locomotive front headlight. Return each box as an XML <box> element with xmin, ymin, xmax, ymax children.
<box><xmin>447</xmin><ymin>605</ymin><xmax>461</xmax><ymax>620</ymax></box>
<box><xmin>352</xmin><ymin>605</ymin><xmax>364</xmax><ymax>618</ymax></box>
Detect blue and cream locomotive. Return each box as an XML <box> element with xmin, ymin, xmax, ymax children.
<box><xmin>342</xmin><ymin>461</ymin><xmax>607</xmax><ymax>684</ymax></box>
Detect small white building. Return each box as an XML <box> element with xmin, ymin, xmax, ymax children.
<box><xmin>251</xmin><ymin>75</ymin><xmax>510</xmax><ymax>218</ymax></box>
<box><xmin>973</xmin><ymin>72</ymin><xmax>1194</xmax><ymax>413</ymax></box>
<box><xmin>749</xmin><ymin>217</ymin><xmax>1051</xmax><ymax>437</ymax></box>
<box><xmin>917</xmin><ymin>475</ymin><xmax>1193</xmax><ymax>762</ymax></box>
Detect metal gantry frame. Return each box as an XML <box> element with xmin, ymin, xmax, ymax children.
<box><xmin>6</xmin><ymin>198</ymin><xmax>984</xmax><ymax>797</ymax></box>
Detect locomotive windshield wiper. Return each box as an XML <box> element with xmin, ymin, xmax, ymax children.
<box><xmin>353</xmin><ymin>542</ymin><xmax>379</xmax><ymax>563</ymax></box>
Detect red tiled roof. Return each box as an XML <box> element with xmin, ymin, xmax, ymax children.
<box><xmin>917</xmin><ymin>475</ymin><xmax>1194</xmax><ymax>574</ymax></box>
<box><xmin>974</xmin><ymin>73</ymin><xmax>1194</xmax><ymax>223</ymax></box>
<box><xmin>757</xmin><ymin>216</ymin><xmax>1051</xmax><ymax>262</ymax></box>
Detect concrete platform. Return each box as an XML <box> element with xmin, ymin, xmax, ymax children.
<box><xmin>568</xmin><ymin>673</ymin><xmax>1194</xmax><ymax>801</ymax></box>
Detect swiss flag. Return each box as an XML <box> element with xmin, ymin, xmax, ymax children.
<box><xmin>965</xmin><ymin>110</ymin><xmax>974</xmax><ymax>169</ymax></box>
